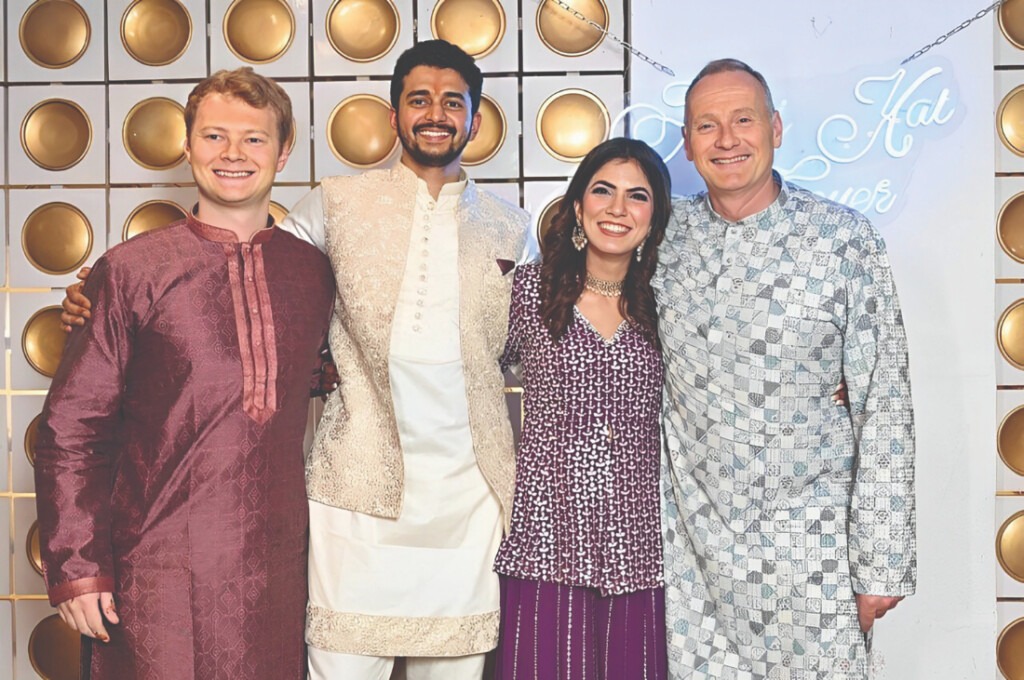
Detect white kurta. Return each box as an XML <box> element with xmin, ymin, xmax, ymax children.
<box><xmin>307</xmin><ymin>179</ymin><xmax>503</xmax><ymax>657</ymax></box>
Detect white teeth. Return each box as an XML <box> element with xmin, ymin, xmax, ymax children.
<box><xmin>599</xmin><ymin>223</ymin><xmax>629</xmax><ymax>234</ymax></box>
<box><xmin>419</xmin><ymin>130</ymin><xmax>450</xmax><ymax>138</ymax></box>
<box><xmin>215</xmin><ymin>170</ymin><xmax>253</xmax><ymax>178</ymax></box>
<box><xmin>713</xmin><ymin>155</ymin><xmax>748</xmax><ymax>165</ymax></box>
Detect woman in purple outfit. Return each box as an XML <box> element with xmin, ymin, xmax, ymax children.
<box><xmin>495</xmin><ymin>137</ymin><xmax>672</xmax><ymax>679</ymax></box>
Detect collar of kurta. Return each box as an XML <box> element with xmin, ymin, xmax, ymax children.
<box><xmin>702</xmin><ymin>170</ymin><xmax>792</xmax><ymax>229</ymax></box>
<box><xmin>394</xmin><ymin>159</ymin><xmax>469</xmax><ymax>198</ymax></box>
<box><xmin>186</xmin><ymin>210</ymin><xmax>277</xmax><ymax>244</ymax></box>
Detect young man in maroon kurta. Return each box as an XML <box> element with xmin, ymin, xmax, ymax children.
<box><xmin>34</xmin><ymin>69</ymin><xmax>334</xmax><ymax>679</ymax></box>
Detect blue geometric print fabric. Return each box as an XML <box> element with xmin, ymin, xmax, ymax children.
<box><xmin>655</xmin><ymin>178</ymin><xmax>916</xmax><ymax>679</ymax></box>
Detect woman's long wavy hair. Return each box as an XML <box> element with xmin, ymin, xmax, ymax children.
<box><xmin>539</xmin><ymin>138</ymin><xmax>672</xmax><ymax>349</ymax></box>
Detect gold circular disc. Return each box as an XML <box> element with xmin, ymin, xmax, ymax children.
<box><xmin>536</xmin><ymin>0</ymin><xmax>608</xmax><ymax>57</ymax></box>
<box><xmin>327</xmin><ymin>94</ymin><xmax>398</xmax><ymax>168</ymax></box>
<box><xmin>22</xmin><ymin>202</ymin><xmax>94</xmax><ymax>275</ymax></box>
<box><xmin>999</xmin><ymin>85</ymin><xmax>1024</xmax><ymax>157</ymax></box>
<box><xmin>1000</xmin><ymin>192</ymin><xmax>1024</xmax><ymax>264</ymax></box>
<box><xmin>123</xmin><ymin>97</ymin><xmax>187</xmax><ymax>170</ymax></box>
<box><xmin>25</xmin><ymin>413</ymin><xmax>42</xmax><ymax>467</ymax></box>
<box><xmin>19</xmin><ymin>0</ymin><xmax>91</xmax><ymax>69</ymax></box>
<box><xmin>431</xmin><ymin>0</ymin><xmax>506</xmax><ymax>59</ymax></box>
<box><xmin>1001</xmin><ymin>0</ymin><xmax>1024</xmax><ymax>50</ymax></box>
<box><xmin>998</xmin><ymin>511</ymin><xmax>1024</xmax><ymax>582</ymax></box>
<box><xmin>326</xmin><ymin>0</ymin><xmax>400</xmax><ymax>62</ymax></box>
<box><xmin>23</xmin><ymin>307</ymin><xmax>69</xmax><ymax>378</ymax></box>
<box><xmin>223</xmin><ymin>0</ymin><xmax>295</xmax><ymax>64</ymax></box>
<box><xmin>27</xmin><ymin>520</ymin><xmax>44</xmax><ymax>576</ymax></box>
<box><xmin>536</xmin><ymin>89</ymin><xmax>610</xmax><ymax>162</ymax></box>
<box><xmin>999</xmin><ymin>617</ymin><xmax>1024</xmax><ymax>679</ymax></box>
<box><xmin>269</xmin><ymin>201</ymin><xmax>289</xmax><ymax>225</ymax></box>
<box><xmin>999</xmin><ymin>405</ymin><xmax>1024</xmax><ymax>476</ymax></box>
<box><xmin>123</xmin><ymin>200</ymin><xmax>187</xmax><ymax>241</ymax></box>
<box><xmin>999</xmin><ymin>299</ymin><xmax>1024</xmax><ymax>370</ymax></box>
<box><xmin>29</xmin><ymin>614</ymin><xmax>82</xmax><ymax>680</ymax></box>
<box><xmin>463</xmin><ymin>95</ymin><xmax>506</xmax><ymax>166</ymax></box>
<box><xmin>537</xmin><ymin>196</ymin><xmax>565</xmax><ymax>254</ymax></box>
<box><xmin>21</xmin><ymin>99</ymin><xmax>93</xmax><ymax>171</ymax></box>
<box><xmin>121</xmin><ymin>0</ymin><xmax>193</xmax><ymax>67</ymax></box>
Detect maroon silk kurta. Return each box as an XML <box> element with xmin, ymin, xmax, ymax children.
<box><xmin>34</xmin><ymin>216</ymin><xmax>334</xmax><ymax>680</ymax></box>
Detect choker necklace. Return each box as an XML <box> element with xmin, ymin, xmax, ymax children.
<box><xmin>584</xmin><ymin>272</ymin><xmax>625</xmax><ymax>297</ymax></box>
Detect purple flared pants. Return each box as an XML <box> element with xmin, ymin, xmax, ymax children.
<box><xmin>495</xmin><ymin>576</ymin><xmax>667</xmax><ymax>680</ymax></box>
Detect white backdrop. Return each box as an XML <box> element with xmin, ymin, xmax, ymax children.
<box><xmin>626</xmin><ymin>2</ymin><xmax>995</xmax><ymax>677</ymax></box>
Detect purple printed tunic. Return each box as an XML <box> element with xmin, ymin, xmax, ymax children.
<box><xmin>494</xmin><ymin>264</ymin><xmax>664</xmax><ymax>595</ymax></box>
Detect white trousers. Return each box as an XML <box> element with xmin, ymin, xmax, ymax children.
<box><xmin>307</xmin><ymin>649</ymin><xmax>487</xmax><ymax>680</ymax></box>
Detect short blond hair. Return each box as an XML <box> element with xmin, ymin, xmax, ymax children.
<box><xmin>184</xmin><ymin>67</ymin><xmax>293</xmax><ymax>148</ymax></box>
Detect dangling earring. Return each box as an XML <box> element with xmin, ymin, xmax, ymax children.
<box><xmin>572</xmin><ymin>221</ymin><xmax>588</xmax><ymax>251</ymax></box>
<box><xmin>635</xmin><ymin>237</ymin><xmax>647</xmax><ymax>262</ymax></box>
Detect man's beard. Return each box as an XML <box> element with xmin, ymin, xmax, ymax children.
<box><xmin>398</xmin><ymin>124</ymin><xmax>469</xmax><ymax>168</ymax></box>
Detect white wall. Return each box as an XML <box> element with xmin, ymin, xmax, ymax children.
<box><xmin>627</xmin><ymin>2</ymin><xmax>996</xmax><ymax>677</ymax></box>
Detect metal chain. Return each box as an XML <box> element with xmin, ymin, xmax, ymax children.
<box><xmin>902</xmin><ymin>0</ymin><xmax>1006</xmax><ymax>64</ymax></box>
<box><xmin>539</xmin><ymin>0</ymin><xmax>676</xmax><ymax>76</ymax></box>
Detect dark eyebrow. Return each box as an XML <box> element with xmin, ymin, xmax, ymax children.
<box><xmin>404</xmin><ymin>89</ymin><xmax>467</xmax><ymax>100</ymax></box>
<box><xmin>591</xmin><ymin>179</ymin><xmax>650</xmax><ymax>194</ymax></box>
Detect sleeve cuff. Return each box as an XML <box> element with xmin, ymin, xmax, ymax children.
<box><xmin>48</xmin><ymin>576</ymin><xmax>115</xmax><ymax>607</ymax></box>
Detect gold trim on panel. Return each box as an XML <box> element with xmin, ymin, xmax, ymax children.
<box><xmin>537</xmin><ymin>196</ymin><xmax>564</xmax><ymax>253</ymax></box>
<box><xmin>23</xmin><ymin>307</ymin><xmax>69</xmax><ymax>378</ymax></box>
<box><xmin>999</xmin><ymin>405</ymin><xmax>1024</xmax><ymax>477</ymax></box>
<box><xmin>19</xmin><ymin>0</ymin><xmax>91</xmax><ymax>69</ymax></box>
<box><xmin>1001</xmin><ymin>0</ymin><xmax>1024</xmax><ymax>50</ymax></box>
<box><xmin>27</xmin><ymin>521</ymin><xmax>44</xmax><ymax>576</ymax></box>
<box><xmin>998</xmin><ymin>510</ymin><xmax>1024</xmax><ymax>583</ymax></box>
<box><xmin>536</xmin><ymin>0</ymin><xmax>608</xmax><ymax>57</ymax></box>
<box><xmin>998</xmin><ymin>616</ymin><xmax>1024</xmax><ymax>679</ymax></box>
<box><xmin>223</xmin><ymin>0</ymin><xmax>296</xmax><ymax>65</ymax></box>
<box><xmin>269</xmin><ymin>201</ymin><xmax>289</xmax><ymax>225</ymax></box>
<box><xmin>123</xmin><ymin>200</ymin><xmax>188</xmax><ymax>241</ymax></box>
<box><xmin>21</xmin><ymin>99</ymin><xmax>93</xmax><ymax>171</ymax></box>
<box><xmin>998</xmin><ymin>85</ymin><xmax>1024</xmax><ymax>157</ymax></box>
<box><xmin>430</xmin><ymin>0</ymin><xmax>506</xmax><ymax>59</ymax></box>
<box><xmin>25</xmin><ymin>413</ymin><xmax>42</xmax><ymax>467</ymax></box>
<box><xmin>463</xmin><ymin>95</ymin><xmax>506</xmax><ymax>166</ymax></box>
<box><xmin>121</xmin><ymin>0</ymin><xmax>193</xmax><ymax>67</ymax></box>
<box><xmin>122</xmin><ymin>97</ymin><xmax>187</xmax><ymax>170</ymax></box>
<box><xmin>326</xmin><ymin>94</ymin><xmax>399</xmax><ymax>168</ymax></box>
<box><xmin>999</xmin><ymin>299</ymin><xmax>1024</xmax><ymax>371</ymax></box>
<box><xmin>326</xmin><ymin>0</ymin><xmax>400</xmax><ymax>63</ymax></box>
<box><xmin>22</xmin><ymin>202</ymin><xmax>94</xmax><ymax>276</ymax></box>
<box><xmin>536</xmin><ymin>88</ymin><xmax>610</xmax><ymax>163</ymax></box>
<box><xmin>29</xmin><ymin>613</ymin><xmax>82</xmax><ymax>680</ymax></box>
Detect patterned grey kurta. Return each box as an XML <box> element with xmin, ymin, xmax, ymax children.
<box><xmin>655</xmin><ymin>177</ymin><xmax>916</xmax><ymax>679</ymax></box>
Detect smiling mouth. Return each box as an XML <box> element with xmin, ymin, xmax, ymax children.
<box><xmin>415</xmin><ymin>126</ymin><xmax>455</xmax><ymax>140</ymax></box>
<box><xmin>214</xmin><ymin>170</ymin><xmax>254</xmax><ymax>178</ymax></box>
<box><xmin>598</xmin><ymin>221</ymin><xmax>630</xmax><ymax>234</ymax></box>
<box><xmin>713</xmin><ymin>154</ymin><xmax>749</xmax><ymax>165</ymax></box>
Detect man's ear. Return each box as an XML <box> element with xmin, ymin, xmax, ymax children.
<box><xmin>468</xmin><ymin>110</ymin><xmax>482</xmax><ymax>141</ymax></box>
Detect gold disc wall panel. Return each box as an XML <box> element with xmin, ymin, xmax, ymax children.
<box><xmin>122</xmin><ymin>98</ymin><xmax>187</xmax><ymax>170</ymax></box>
<box><xmin>327</xmin><ymin>94</ymin><xmax>398</xmax><ymax>168</ymax></box>
<box><xmin>1000</xmin><ymin>405</ymin><xmax>1024</xmax><ymax>476</ymax></box>
<box><xmin>536</xmin><ymin>0</ymin><xmax>607</xmax><ymax>56</ymax></box>
<box><xmin>27</xmin><ymin>521</ymin><xmax>43</xmax><ymax>576</ymax></box>
<box><xmin>22</xmin><ymin>202</ymin><xmax>93</xmax><ymax>275</ymax></box>
<box><xmin>537</xmin><ymin>196</ymin><xmax>563</xmax><ymax>251</ymax></box>
<box><xmin>19</xmin><ymin>0</ymin><xmax>91</xmax><ymax>69</ymax></box>
<box><xmin>463</xmin><ymin>95</ymin><xmax>506</xmax><ymax>166</ymax></box>
<box><xmin>121</xmin><ymin>0</ymin><xmax>193</xmax><ymax>66</ymax></box>
<box><xmin>21</xmin><ymin>100</ymin><xmax>92</xmax><ymax>171</ymax></box>
<box><xmin>223</xmin><ymin>0</ymin><xmax>296</xmax><ymax>64</ymax></box>
<box><xmin>269</xmin><ymin>201</ymin><xmax>289</xmax><ymax>225</ymax></box>
<box><xmin>536</xmin><ymin>88</ymin><xmax>610</xmax><ymax>162</ymax></box>
<box><xmin>431</xmin><ymin>0</ymin><xmax>506</xmax><ymax>58</ymax></box>
<box><xmin>22</xmin><ymin>307</ymin><xmax>68</xmax><ymax>378</ymax></box>
<box><xmin>1002</xmin><ymin>0</ymin><xmax>1024</xmax><ymax>50</ymax></box>
<box><xmin>1000</xmin><ymin>192</ymin><xmax>1024</xmax><ymax>264</ymax></box>
<box><xmin>326</xmin><ymin>0</ymin><xmax>400</xmax><ymax>62</ymax></box>
<box><xmin>123</xmin><ymin>200</ymin><xmax>187</xmax><ymax>241</ymax></box>
<box><xmin>29</xmin><ymin>614</ymin><xmax>82</xmax><ymax>680</ymax></box>
<box><xmin>25</xmin><ymin>413</ymin><xmax>42</xmax><ymax>467</ymax></box>
<box><xmin>999</xmin><ymin>300</ymin><xmax>1024</xmax><ymax>370</ymax></box>
<box><xmin>998</xmin><ymin>511</ymin><xmax>1024</xmax><ymax>583</ymax></box>
<box><xmin>999</xmin><ymin>85</ymin><xmax>1024</xmax><ymax>157</ymax></box>
<box><xmin>999</xmin><ymin>617</ymin><xmax>1024</xmax><ymax>679</ymax></box>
